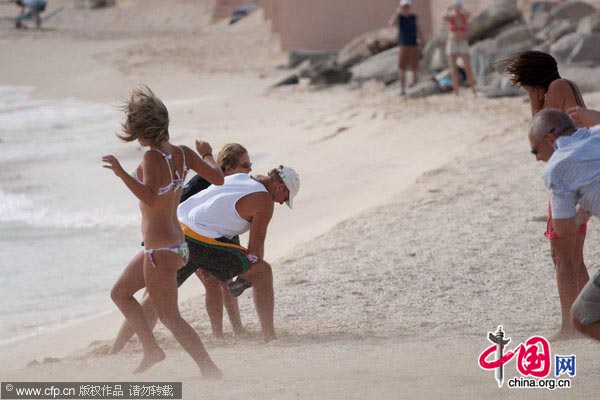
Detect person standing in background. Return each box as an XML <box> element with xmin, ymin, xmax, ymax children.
<box><xmin>388</xmin><ymin>0</ymin><xmax>423</xmax><ymax>96</ymax></box>
<box><xmin>443</xmin><ymin>0</ymin><xmax>477</xmax><ymax>95</ymax></box>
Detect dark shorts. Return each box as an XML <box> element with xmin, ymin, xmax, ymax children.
<box><xmin>176</xmin><ymin>224</ymin><xmax>259</xmax><ymax>285</ymax></box>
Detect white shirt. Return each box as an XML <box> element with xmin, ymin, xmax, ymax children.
<box><xmin>544</xmin><ymin>126</ymin><xmax>600</xmax><ymax>219</ymax></box>
<box><xmin>177</xmin><ymin>173</ymin><xmax>267</xmax><ymax>239</ymax></box>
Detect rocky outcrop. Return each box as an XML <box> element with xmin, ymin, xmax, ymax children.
<box><xmin>287</xmin><ymin>50</ymin><xmax>337</xmax><ymax>69</ymax></box>
<box><xmin>549</xmin><ymin>1</ymin><xmax>597</xmax><ymax>24</ymax></box>
<box><xmin>567</xmin><ymin>34</ymin><xmax>600</xmax><ymax>64</ymax></box>
<box><xmin>350</xmin><ymin>47</ymin><xmax>399</xmax><ymax>85</ymax></box>
<box><xmin>337</xmin><ymin>27</ymin><xmax>397</xmax><ymax>69</ymax></box>
<box><xmin>468</xmin><ymin>0</ymin><xmax>522</xmax><ymax>43</ymax></box>
<box><xmin>278</xmin><ymin>0</ymin><xmax>600</xmax><ymax>95</ymax></box>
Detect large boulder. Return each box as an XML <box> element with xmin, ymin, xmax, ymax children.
<box><xmin>406</xmin><ymin>80</ymin><xmax>445</xmax><ymax>99</ymax></box>
<box><xmin>561</xmin><ymin>65</ymin><xmax>600</xmax><ymax>92</ymax></box>
<box><xmin>577</xmin><ymin>13</ymin><xmax>600</xmax><ymax>35</ymax></box>
<box><xmin>496</xmin><ymin>24</ymin><xmax>534</xmax><ymax>48</ymax></box>
<box><xmin>421</xmin><ymin>34</ymin><xmax>447</xmax><ymax>71</ymax></box>
<box><xmin>567</xmin><ymin>34</ymin><xmax>600</xmax><ymax>65</ymax></box>
<box><xmin>308</xmin><ymin>64</ymin><xmax>353</xmax><ymax>85</ymax></box>
<box><xmin>549</xmin><ymin>1</ymin><xmax>596</xmax><ymax>24</ymax></box>
<box><xmin>469</xmin><ymin>27</ymin><xmax>533</xmax><ymax>85</ymax></box>
<box><xmin>535</xmin><ymin>18</ymin><xmax>578</xmax><ymax>44</ymax></box>
<box><xmin>337</xmin><ymin>27</ymin><xmax>397</xmax><ymax>69</ymax></box>
<box><xmin>273</xmin><ymin>74</ymin><xmax>300</xmax><ymax>87</ymax></box>
<box><xmin>350</xmin><ymin>47</ymin><xmax>399</xmax><ymax>84</ymax></box>
<box><xmin>468</xmin><ymin>0</ymin><xmax>522</xmax><ymax>43</ymax></box>
<box><xmin>550</xmin><ymin>32</ymin><xmax>584</xmax><ymax>61</ymax></box>
<box><xmin>484</xmin><ymin>73</ymin><xmax>525</xmax><ymax>98</ymax></box>
<box><xmin>470</xmin><ymin>38</ymin><xmax>498</xmax><ymax>85</ymax></box>
<box><xmin>530</xmin><ymin>1</ymin><xmax>556</xmax><ymax>18</ymax></box>
<box><xmin>287</xmin><ymin>50</ymin><xmax>337</xmax><ymax>69</ymax></box>
<box><xmin>528</xmin><ymin>11</ymin><xmax>552</xmax><ymax>33</ymax></box>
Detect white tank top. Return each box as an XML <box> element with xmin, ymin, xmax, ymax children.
<box><xmin>177</xmin><ymin>173</ymin><xmax>268</xmax><ymax>239</ymax></box>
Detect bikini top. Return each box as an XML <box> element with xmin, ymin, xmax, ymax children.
<box><xmin>131</xmin><ymin>147</ymin><xmax>188</xmax><ymax>195</ymax></box>
<box><xmin>448</xmin><ymin>12</ymin><xmax>468</xmax><ymax>32</ymax></box>
<box><xmin>566</xmin><ymin>79</ymin><xmax>586</xmax><ymax>108</ymax></box>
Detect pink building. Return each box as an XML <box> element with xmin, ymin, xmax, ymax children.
<box><xmin>263</xmin><ymin>0</ymin><xmax>430</xmax><ymax>50</ymax></box>
<box><xmin>260</xmin><ymin>0</ymin><xmax>498</xmax><ymax>51</ymax></box>
<box><xmin>218</xmin><ymin>0</ymin><xmax>598</xmax><ymax>51</ymax></box>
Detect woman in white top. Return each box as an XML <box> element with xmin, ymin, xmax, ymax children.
<box><xmin>443</xmin><ymin>0</ymin><xmax>477</xmax><ymax>94</ymax></box>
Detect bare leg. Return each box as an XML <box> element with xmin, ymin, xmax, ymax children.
<box><xmin>550</xmin><ymin>236</ymin><xmax>582</xmax><ymax>340</ymax></box>
<box><xmin>197</xmin><ymin>271</ymin><xmax>224</xmax><ymax>338</ymax></box>
<box><xmin>15</xmin><ymin>7</ymin><xmax>25</xmax><ymax>29</ymax></box>
<box><xmin>459</xmin><ymin>53</ymin><xmax>477</xmax><ymax>93</ymax></box>
<box><xmin>221</xmin><ymin>280</ymin><xmax>246</xmax><ymax>336</ymax></box>
<box><xmin>109</xmin><ymin>289</ymin><xmax>158</xmax><ymax>354</ymax></box>
<box><xmin>399</xmin><ymin>68</ymin><xmax>406</xmax><ymax>95</ymax></box>
<box><xmin>449</xmin><ymin>54</ymin><xmax>460</xmax><ymax>95</ymax></box>
<box><xmin>238</xmin><ymin>260</ymin><xmax>276</xmax><ymax>343</ymax></box>
<box><xmin>110</xmin><ymin>251</ymin><xmax>165</xmax><ymax>372</ymax></box>
<box><xmin>410</xmin><ymin>66</ymin><xmax>418</xmax><ymax>87</ymax></box>
<box><xmin>146</xmin><ymin>251</ymin><xmax>221</xmax><ymax>379</ymax></box>
<box><xmin>573</xmin><ymin>234</ymin><xmax>590</xmax><ymax>292</ymax></box>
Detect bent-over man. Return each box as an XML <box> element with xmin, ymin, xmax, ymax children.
<box><xmin>529</xmin><ymin>109</ymin><xmax>600</xmax><ymax>340</ymax></box>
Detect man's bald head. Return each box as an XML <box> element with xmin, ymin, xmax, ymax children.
<box><xmin>529</xmin><ymin>108</ymin><xmax>575</xmax><ymax>142</ymax></box>
<box><xmin>528</xmin><ymin>109</ymin><xmax>576</xmax><ymax>162</ymax></box>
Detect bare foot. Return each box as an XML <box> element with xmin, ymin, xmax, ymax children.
<box><xmin>107</xmin><ymin>340</ymin><xmax>127</xmax><ymax>355</ymax></box>
<box><xmin>233</xmin><ymin>327</ymin><xmax>248</xmax><ymax>337</ymax></box>
<box><xmin>211</xmin><ymin>331</ymin><xmax>224</xmax><ymax>339</ymax></box>
<box><xmin>263</xmin><ymin>332</ymin><xmax>277</xmax><ymax>344</ymax></box>
<box><xmin>549</xmin><ymin>329</ymin><xmax>586</xmax><ymax>342</ymax></box>
<box><xmin>133</xmin><ymin>348</ymin><xmax>166</xmax><ymax>374</ymax></box>
<box><xmin>201</xmin><ymin>364</ymin><xmax>223</xmax><ymax>380</ymax></box>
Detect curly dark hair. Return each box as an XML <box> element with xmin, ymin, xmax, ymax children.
<box><xmin>502</xmin><ymin>50</ymin><xmax>561</xmax><ymax>90</ymax></box>
<box><xmin>117</xmin><ymin>85</ymin><xmax>169</xmax><ymax>144</ymax></box>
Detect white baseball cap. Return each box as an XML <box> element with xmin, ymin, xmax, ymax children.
<box><xmin>400</xmin><ymin>0</ymin><xmax>411</xmax><ymax>6</ymax></box>
<box><xmin>277</xmin><ymin>165</ymin><xmax>300</xmax><ymax>209</ymax></box>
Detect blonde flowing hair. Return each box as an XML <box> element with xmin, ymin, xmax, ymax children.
<box><xmin>117</xmin><ymin>85</ymin><xmax>170</xmax><ymax>144</ymax></box>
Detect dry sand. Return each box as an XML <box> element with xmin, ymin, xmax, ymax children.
<box><xmin>1</xmin><ymin>1</ymin><xmax>600</xmax><ymax>398</ymax></box>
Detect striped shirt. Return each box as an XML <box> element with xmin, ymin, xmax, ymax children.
<box><xmin>544</xmin><ymin>126</ymin><xmax>600</xmax><ymax>219</ymax></box>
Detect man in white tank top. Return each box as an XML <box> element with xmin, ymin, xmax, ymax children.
<box><xmin>123</xmin><ymin>165</ymin><xmax>299</xmax><ymax>343</ymax></box>
<box><xmin>177</xmin><ymin>165</ymin><xmax>299</xmax><ymax>343</ymax></box>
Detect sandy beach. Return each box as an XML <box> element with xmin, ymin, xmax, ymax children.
<box><xmin>2</xmin><ymin>1</ymin><xmax>600</xmax><ymax>398</ymax></box>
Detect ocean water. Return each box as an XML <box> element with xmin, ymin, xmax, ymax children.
<box><xmin>0</xmin><ymin>86</ymin><xmax>145</xmax><ymax>345</ymax></box>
